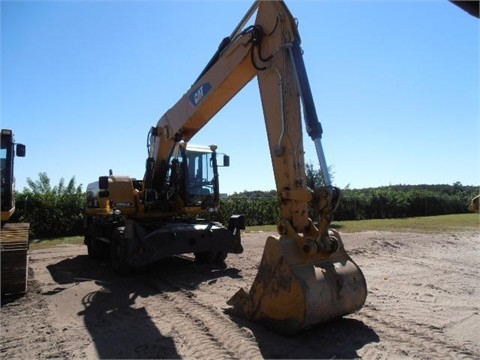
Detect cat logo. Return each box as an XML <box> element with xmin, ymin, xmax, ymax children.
<box><xmin>189</xmin><ymin>82</ymin><xmax>212</xmax><ymax>106</ymax></box>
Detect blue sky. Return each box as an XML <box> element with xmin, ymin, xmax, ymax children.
<box><xmin>2</xmin><ymin>0</ymin><xmax>478</xmax><ymax>195</ymax></box>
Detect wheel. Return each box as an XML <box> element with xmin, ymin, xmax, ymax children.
<box><xmin>214</xmin><ymin>252</ymin><xmax>228</xmax><ymax>263</ymax></box>
<box><xmin>86</xmin><ymin>235</ymin><xmax>96</xmax><ymax>259</ymax></box>
<box><xmin>110</xmin><ymin>227</ymin><xmax>132</xmax><ymax>275</ymax></box>
<box><xmin>195</xmin><ymin>251</ymin><xmax>227</xmax><ymax>264</ymax></box>
<box><xmin>194</xmin><ymin>251</ymin><xmax>216</xmax><ymax>264</ymax></box>
<box><xmin>86</xmin><ymin>225</ymin><xmax>108</xmax><ymax>260</ymax></box>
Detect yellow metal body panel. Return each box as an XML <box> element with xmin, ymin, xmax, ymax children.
<box><xmin>107</xmin><ymin>176</ymin><xmax>137</xmax><ymax>215</ymax></box>
<box><xmin>1</xmin><ymin>208</ymin><xmax>15</xmax><ymax>222</ymax></box>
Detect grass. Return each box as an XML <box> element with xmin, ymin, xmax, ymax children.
<box><xmin>29</xmin><ymin>236</ymin><xmax>84</xmax><ymax>251</ymax></box>
<box><xmin>331</xmin><ymin>213</ymin><xmax>479</xmax><ymax>233</ymax></box>
<box><xmin>246</xmin><ymin>213</ymin><xmax>479</xmax><ymax>234</ymax></box>
<box><xmin>28</xmin><ymin>214</ymin><xmax>479</xmax><ymax>250</ymax></box>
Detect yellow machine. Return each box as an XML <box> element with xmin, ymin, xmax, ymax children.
<box><xmin>1</xmin><ymin>129</ymin><xmax>29</xmax><ymax>296</ymax></box>
<box><xmin>468</xmin><ymin>195</ymin><xmax>479</xmax><ymax>213</ymax></box>
<box><xmin>85</xmin><ymin>0</ymin><xmax>367</xmax><ymax>333</ymax></box>
<box><xmin>85</xmin><ymin>143</ymin><xmax>243</xmax><ymax>272</ymax></box>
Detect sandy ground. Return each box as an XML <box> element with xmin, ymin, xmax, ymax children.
<box><xmin>1</xmin><ymin>229</ymin><xmax>479</xmax><ymax>359</ymax></box>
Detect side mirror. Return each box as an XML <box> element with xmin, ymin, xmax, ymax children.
<box><xmin>99</xmin><ymin>176</ymin><xmax>109</xmax><ymax>190</ymax></box>
<box><xmin>223</xmin><ymin>155</ymin><xmax>230</xmax><ymax>167</ymax></box>
<box><xmin>16</xmin><ymin>144</ymin><xmax>26</xmax><ymax>157</ymax></box>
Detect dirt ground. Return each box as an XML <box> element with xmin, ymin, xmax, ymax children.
<box><xmin>1</xmin><ymin>229</ymin><xmax>479</xmax><ymax>359</ymax></box>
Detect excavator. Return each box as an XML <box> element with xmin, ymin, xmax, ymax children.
<box><xmin>85</xmin><ymin>0</ymin><xmax>369</xmax><ymax>334</ymax></box>
<box><xmin>1</xmin><ymin>129</ymin><xmax>29</xmax><ymax>297</ymax></box>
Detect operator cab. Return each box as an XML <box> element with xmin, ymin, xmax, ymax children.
<box><xmin>186</xmin><ymin>144</ymin><xmax>215</xmax><ymax>197</ymax></box>
<box><xmin>1</xmin><ymin>129</ymin><xmax>26</xmax><ymax>220</ymax></box>
<box><xmin>167</xmin><ymin>142</ymin><xmax>229</xmax><ymax>209</ymax></box>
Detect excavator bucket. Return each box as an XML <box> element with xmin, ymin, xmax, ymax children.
<box><xmin>227</xmin><ymin>229</ymin><xmax>367</xmax><ymax>334</ymax></box>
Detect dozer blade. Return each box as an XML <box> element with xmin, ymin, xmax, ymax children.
<box><xmin>227</xmin><ymin>231</ymin><xmax>367</xmax><ymax>334</ymax></box>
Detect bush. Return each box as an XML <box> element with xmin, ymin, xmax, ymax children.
<box><xmin>10</xmin><ymin>172</ymin><xmax>478</xmax><ymax>237</ymax></box>
<box><xmin>11</xmin><ymin>173</ymin><xmax>84</xmax><ymax>239</ymax></box>
<box><xmin>218</xmin><ymin>184</ymin><xmax>478</xmax><ymax>226</ymax></box>
<box><xmin>219</xmin><ymin>191</ymin><xmax>279</xmax><ymax>226</ymax></box>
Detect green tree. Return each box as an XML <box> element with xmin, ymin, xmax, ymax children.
<box><xmin>219</xmin><ymin>191</ymin><xmax>279</xmax><ymax>226</ymax></box>
<box><xmin>305</xmin><ymin>162</ymin><xmax>336</xmax><ymax>222</ymax></box>
<box><xmin>12</xmin><ymin>172</ymin><xmax>85</xmax><ymax>238</ymax></box>
<box><xmin>305</xmin><ymin>162</ymin><xmax>334</xmax><ymax>189</ymax></box>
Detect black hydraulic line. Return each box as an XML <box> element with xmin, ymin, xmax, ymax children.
<box><xmin>194</xmin><ymin>36</ymin><xmax>232</xmax><ymax>84</ymax></box>
<box><xmin>146</xmin><ymin>127</ymin><xmax>154</xmax><ymax>155</ymax></box>
<box><xmin>246</xmin><ymin>25</ymin><xmax>273</xmax><ymax>71</ymax></box>
<box><xmin>251</xmin><ymin>25</ymin><xmax>273</xmax><ymax>63</ymax></box>
<box><xmin>250</xmin><ymin>46</ymin><xmax>267</xmax><ymax>71</ymax></box>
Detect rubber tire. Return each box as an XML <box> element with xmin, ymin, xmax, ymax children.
<box><xmin>86</xmin><ymin>225</ymin><xmax>108</xmax><ymax>260</ymax></box>
<box><xmin>194</xmin><ymin>251</ymin><xmax>216</xmax><ymax>264</ymax></box>
<box><xmin>214</xmin><ymin>252</ymin><xmax>228</xmax><ymax>263</ymax></box>
<box><xmin>110</xmin><ymin>227</ymin><xmax>132</xmax><ymax>275</ymax></box>
<box><xmin>195</xmin><ymin>251</ymin><xmax>227</xmax><ymax>264</ymax></box>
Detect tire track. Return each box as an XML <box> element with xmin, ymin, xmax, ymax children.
<box><xmin>363</xmin><ymin>282</ymin><xmax>480</xmax><ymax>356</ymax></box>
<box><xmin>352</xmin><ymin>233</ymin><xmax>480</xmax><ymax>359</ymax></box>
<box><xmin>148</xmin><ymin>277</ymin><xmax>335</xmax><ymax>359</ymax></box>
<box><xmin>0</xmin><ymin>278</ymin><xmax>75</xmax><ymax>359</ymax></box>
<box><xmin>146</xmin><ymin>278</ymin><xmax>262</xmax><ymax>360</ymax></box>
<box><xmin>359</xmin><ymin>306</ymin><xmax>477</xmax><ymax>359</ymax></box>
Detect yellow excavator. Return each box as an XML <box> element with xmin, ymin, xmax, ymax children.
<box><xmin>85</xmin><ymin>0</ymin><xmax>367</xmax><ymax>333</ymax></box>
<box><xmin>1</xmin><ymin>129</ymin><xmax>29</xmax><ymax>297</ymax></box>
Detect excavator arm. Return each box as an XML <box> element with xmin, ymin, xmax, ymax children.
<box><xmin>143</xmin><ymin>0</ymin><xmax>367</xmax><ymax>333</ymax></box>
<box><xmin>144</xmin><ymin>0</ymin><xmax>336</xmax><ymax>238</ymax></box>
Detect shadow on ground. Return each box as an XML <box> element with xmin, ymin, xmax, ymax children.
<box><xmin>45</xmin><ymin>254</ymin><xmax>377</xmax><ymax>359</ymax></box>
<box><xmin>227</xmin><ymin>313</ymin><xmax>379</xmax><ymax>359</ymax></box>
<box><xmin>45</xmin><ymin>254</ymin><xmax>241</xmax><ymax>359</ymax></box>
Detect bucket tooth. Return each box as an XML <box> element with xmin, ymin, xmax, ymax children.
<box><xmin>227</xmin><ymin>233</ymin><xmax>367</xmax><ymax>334</ymax></box>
